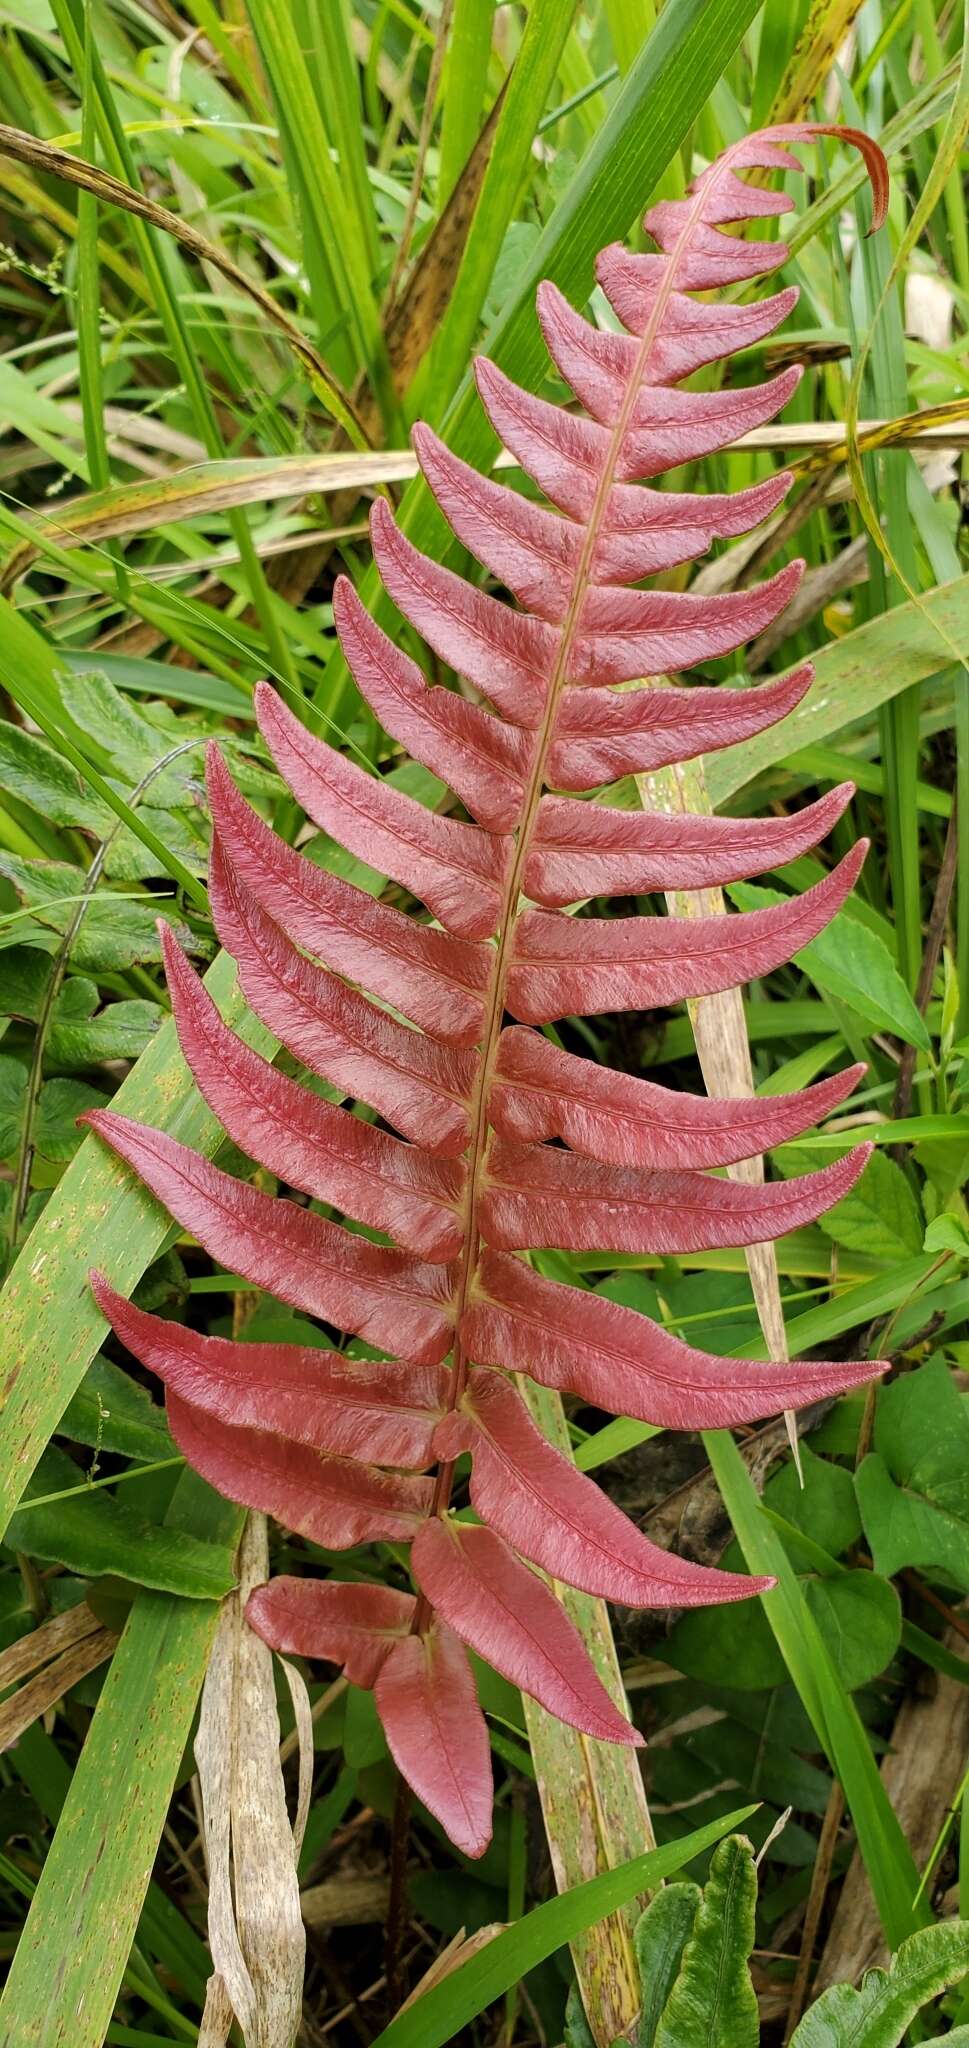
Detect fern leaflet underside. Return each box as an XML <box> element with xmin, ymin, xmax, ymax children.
<box><xmin>89</xmin><ymin>124</ymin><xmax>889</xmax><ymax>1856</ymax></box>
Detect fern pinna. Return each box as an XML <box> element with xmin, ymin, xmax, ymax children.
<box><xmin>89</xmin><ymin>125</ymin><xmax>888</xmax><ymax>1857</ymax></box>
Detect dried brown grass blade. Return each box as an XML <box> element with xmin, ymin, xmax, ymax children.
<box><xmin>521</xmin><ymin>1379</ymin><xmax>654</xmax><ymax>2047</ymax></box>
<box><xmin>397</xmin><ymin>1923</ymin><xmax>507</xmax><ymax>2012</ymax></box>
<box><xmin>0</xmin><ymin>1625</ymin><xmax>117</xmax><ymax>1750</ymax></box>
<box><xmin>198</xmin><ymin>1972</ymin><xmax>235</xmax><ymax>2047</ymax></box>
<box><xmin>0</xmin><ymin>1597</ymin><xmax>102</xmax><ymax>1690</ymax></box>
<box><xmin>765</xmin><ymin>0</ymin><xmax>868</xmax><ymax>127</ymax></box>
<box><xmin>638</xmin><ymin>755</ymin><xmax>799</xmax><ymax>1474</ymax></box>
<box><xmin>195</xmin><ymin>1512</ymin><xmax>305</xmax><ymax>2048</ymax></box>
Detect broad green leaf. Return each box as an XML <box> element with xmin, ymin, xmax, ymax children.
<box><xmin>6</xmin><ymin>1445</ymin><xmax>235</xmax><ymax>1598</ymax></box>
<box><xmin>728</xmin><ymin>886</ymin><xmax>931</xmax><ymax>1051</ymax></box>
<box><xmin>664</xmin><ymin>1583</ymin><xmax>786</xmax><ymax>1691</ymax></box>
<box><xmin>0</xmin><ymin>949</ymin><xmax>52</xmax><ymax>1021</ymax></box>
<box><xmin>369</xmin><ymin>1807</ymin><xmax>758</xmax><ymax>2048</ymax></box>
<box><xmin>856</xmin><ymin>1357</ymin><xmax>969</xmax><ymax>1590</ymax></box>
<box><xmin>628</xmin><ymin>1884</ymin><xmax>701</xmax><ymax>2048</ymax></box>
<box><xmin>0</xmin><ymin>1473</ymin><xmax>241</xmax><ymax>2048</ymax></box>
<box><xmin>924</xmin><ymin>1213</ymin><xmax>969</xmax><ymax>1257</ymax></box>
<box><xmin>35</xmin><ymin>1077</ymin><xmax>108</xmax><ymax>1162</ymax></box>
<box><xmin>856</xmin><ymin>1453</ymin><xmax>969</xmax><ymax>1591</ymax></box>
<box><xmin>789</xmin><ymin>1919</ymin><xmax>969</xmax><ymax>2045</ymax></box>
<box><xmin>654</xmin><ymin>1836</ymin><xmax>759</xmax><ymax>2048</ymax></box>
<box><xmin>0</xmin><ymin>1055</ymin><xmax>27</xmax><ymax>1156</ymax></box>
<box><xmin>803</xmin><ymin>1572</ymin><xmax>902</xmax><ymax>1692</ymax></box>
<box><xmin>47</xmin><ymin>998</ymin><xmax>163</xmax><ymax>1071</ymax></box>
<box><xmin>764</xmin><ymin>1444</ymin><xmax>861</xmax><ymax>1560</ymax></box>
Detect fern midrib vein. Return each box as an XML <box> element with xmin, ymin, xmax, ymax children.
<box><xmin>416</xmin><ymin>163</ymin><xmax>727</xmax><ymax>1615</ymax></box>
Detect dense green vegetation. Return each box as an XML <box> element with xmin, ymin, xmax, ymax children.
<box><xmin>0</xmin><ymin>1</ymin><xmax>967</xmax><ymax>2042</ymax></box>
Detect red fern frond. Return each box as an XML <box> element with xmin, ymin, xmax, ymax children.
<box><xmin>87</xmin><ymin>125</ymin><xmax>889</xmax><ymax>1859</ymax></box>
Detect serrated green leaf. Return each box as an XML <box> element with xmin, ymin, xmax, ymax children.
<box><xmin>60</xmin><ymin>667</ymin><xmax>188</xmax><ymax>779</ymax></box>
<box><xmin>654</xmin><ymin>1836</ymin><xmax>758</xmax><ymax>2048</ymax></box>
<box><xmin>664</xmin><ymin>1587</ymin><xmax>786</xmax><ymax>1691</ymax></box>
<box><xmin>6</xmin><ymin>1446</ymin><xmax>234</xmax><ymax>1599</ymax></box>
<box><xmin>0</xmin><ymin>723</ymin><xmax>111</xmax><ymax>834</ymax></box>
<box><xmin>102</xmin><ymin>806</ymin><xmax>210</xmax><ymax>883</ymax></box>
<box><xmin>789</xmin><ymin>1920</ymin><xmax>969</xmax><ymax>2045</ymax></box>
<box><xmin>0</xmin><ymin>855</ymin><xmax>196</xmax><ymax>971</ymax></box>
<box><xmin>369</xmin><ymin>1807</ymin><xmax>758</xmax><ymax>2048</ymax></box>
<box><xmin>728</xmin><ymin>885</ymin><xmax>932</xmax><ymax>1050</ymax></box>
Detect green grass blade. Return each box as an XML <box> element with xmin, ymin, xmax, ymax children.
<box><xmin>317</xmin><ymin>0</ymin><xmax>764</xmax><ymax>730</ymax></box>
<box><xmin>704</xmin><ymin>575</ymin><xmax>969</xmax><ymax>805</ymax></box>
<box><xmin>369</xmin><ymin>1805</ymin><xmax>759</xmax><ymax>2048</ymax></box>
<box><xmin>704</xmin><ymin>1430</ymin><xmax>927</xmax><ymax>1951</ymax></box>
<box><xmin>408</xmin><ymin>0</ymin><xmax>578</xmax><ymax>419</ymax></box>
<box><xmin>245</xmin><ymin>0</ymin><xmax>395</xmax><ymax>430</ymax></box>
<box><xmin>46</xmin><ymin>0</ymin><xmax>299</xmax><ymax>691</ymax></box>
<box><xmin>75</xmin><ymin>9</ymin><xmax>109</xmax><ymax>501</ymax></box>
<box><xmin>0</xmin><ymin>1474</ymin><xmax>241</xmax><ymax>2048</ymax></box>
<box><xmin>438</xmin><ymin>0</ymin><xmax>494</xmax><ymax>204</ymax></box>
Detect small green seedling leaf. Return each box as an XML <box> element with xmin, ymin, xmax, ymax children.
<box><xmin>653</xmin><ymin>1835</ymin><xmax>759</xmax><ymax>2048</ymax></box>
<box><xmin>924</xmin><ymin>1214</ymin><xmax>969</xmax><ymax>1258</ymax></box>
<box><xmin>628</xmin><ymin>1882</ymin><xmax>701</xmax><ymax>2048</ymax></box>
